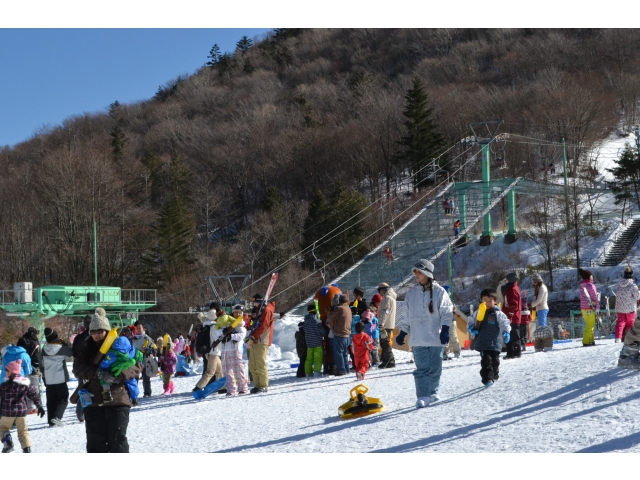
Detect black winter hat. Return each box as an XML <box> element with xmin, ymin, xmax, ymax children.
<box><xmin>624</xmin><ymin>266</ymin><xmax>634</xmax><ymax>279</ymax></box>
<box><xmin>44</xmin><ymin>328</ymin><xmax>58</xmax><ymax>343</ymax></box>
<box><xmin>252</xmin><ymin>294</ymin><xmax>263</xmax><ymax>302</ymax></box>
<box><xmin>307</xmin><ymin>304</ymin><xmax>316</xmax><ymax>312</ymax></box>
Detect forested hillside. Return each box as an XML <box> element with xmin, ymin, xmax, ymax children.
<box><xmin>1</xmin><ymin>28</ymin><xmax>638</xmax><ymax>322</ymax></box>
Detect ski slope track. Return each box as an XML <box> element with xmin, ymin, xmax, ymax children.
<box><xmin>22</xmin><ymin>339</ymin><xmax>640</xmax><ymax>453</ymax></box>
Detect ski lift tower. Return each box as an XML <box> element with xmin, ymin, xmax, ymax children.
<box><xmin>468</xmin><ymin>120</ymin><xmax>505</xmax><ymax>246</ymax></box>
<box><xmin>204</xmin><ymin>275</ymin><xmax>251</xmax><ymax>312</ymax></box>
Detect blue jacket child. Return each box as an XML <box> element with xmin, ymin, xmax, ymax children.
<box><xmin>1</xmin><ymin>346</ymin><xmax>32</xmax><ymax>384</ymax></box>
<box><xmin>99</xmin><ymin>336</ymin><xmax>143</xmax><ymax>400</ymax></box>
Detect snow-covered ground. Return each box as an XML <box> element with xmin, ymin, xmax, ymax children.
<box><xmin>22</xmin><ymin>339</ymin><xmax>640</xmax><ymax>453</ymax></box>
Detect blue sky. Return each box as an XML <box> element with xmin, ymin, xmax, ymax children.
<box><xmin>0</xmin><ymin>29</ymin><xmax>272</xmax><ymax>147</ymax></box>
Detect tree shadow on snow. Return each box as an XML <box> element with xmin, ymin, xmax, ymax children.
<box><xmin>371</xmin><ymin>368</ymin><xmax>633</xmax><ymax>453</ymax></box>
<box><xmin>210</xmin><ymin>406</ymin><xmax>416</xmax><ymax>453</ymax></box>
<box><xmin>576</xmin><ymin>431</ymin><xmax>640</xmax><ymax>452</ymax></box>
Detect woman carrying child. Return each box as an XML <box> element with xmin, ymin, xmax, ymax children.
<box><xmin>73</xmin><ymin>308</ymin><xmax>142</xmax><ymax>453</ymax></box>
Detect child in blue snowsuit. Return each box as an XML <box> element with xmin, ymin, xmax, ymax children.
<box><xmin>98</xmin><ymin>337</ymin><xmax>142</xmax><ymax>404</ymax></box>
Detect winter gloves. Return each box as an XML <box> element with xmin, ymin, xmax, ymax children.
<box><xmin>97</xmin><ymin>368</ymin><xmax>118</xmax><ymax>385</ymax></box>
<box><xmin>396</xmin><ymin>331</ymin><xmax>407</xmax><ymax>346</ymax></box>
<box><xmin>502</xmin><ymin>331</ymin><xmax>510</xmax><ymax>344</ymax></box>
<box><xmin>37</xmin><ymin>406</ymin><xmax>45</xmax><ymax>418</ymax></box>
<box><xmin>467</xmin><ymin>325</ymin><xmax>479</xmax><ymax>336</ymax></box>
<box><xmin>440</xmin><ymin>325</ymin><xmax>450</xmax><ymax>345</ymax></box>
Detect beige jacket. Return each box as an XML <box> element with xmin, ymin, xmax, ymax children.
<box><xmin>531</xmin><ymin>283</ymin><xmax>549</xmax><ymax>311</ymax></box>
<box><xmin>378</xmin><ymin>288</ymin><xmax>397</xmax><ymax>330</ymax></box>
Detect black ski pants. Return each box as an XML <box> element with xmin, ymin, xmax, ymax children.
<box><xmin>480</xmin><ymin>350</ymin><xmax>500</xmax><ymax>384</ymax></box>
<box><xmin>505</xmin><ymin>323</ymin><xmax>521</xmax><ymax>358</ymax></box>
<box><xmin>84</xmin><ymin>406</ymin><xmax>130</xmax><ymax>453</ymax></box>
<box><xmin>379</xmin><ymin>329</ymin><xmax>396</xmax><ymax>368</ymax></box>
<box><xmin>45</xmin><ymin>383</ymin><xmax>69</xmax><ymax>424</ymax></box>
<box><xmin>520</xmin><ymin>324</ymin><xmax>529</xmax><ymax>347</ymax></box>
<box><xmin>297</xmin><ymin>354</ymin><xmax>307</xmax><ymax>377</ymax></box>
<box><xmin>141</xmin><ymin>368</ymin><xmax>152</xmax><ymax>396</ymax></box>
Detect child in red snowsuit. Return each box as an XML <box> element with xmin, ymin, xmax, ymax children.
<box><xmin>352</xmin><ymin>322</ymin><xmax>374</xmax><ymax>381</ymax></box>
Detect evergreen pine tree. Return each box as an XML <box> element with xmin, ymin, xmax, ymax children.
<box><xmin>236</xmin><ymin>36</ymin><xmax>253</xmax><ymax>53</ymax></box>
<box><xmin>206</xmin><ymin>44</ymin><xmax>221</xmax><ymax>67</ymax></box>
<box><xmin>303</xmin><ymin>189</ymin><xmax>331</xmax><ymax>252</ymax></box>
<box><xmin>109</xmin><ymin>121</ymin><xmax>126</xmax><ymax>163</ymax></box>
<box><xmin>607</xmin><ymin>145</ymin><xmax>640</xmax><ymax>209</ymax></box>
<box><xmin>397</xmin><ymin>77</ymin><xmax>446</xmax><ymax>190</ymax></box>
<box><xmin>141</xmin><ymin>150</ymin><xmax>195</xmax><ymax>286</ymax></box>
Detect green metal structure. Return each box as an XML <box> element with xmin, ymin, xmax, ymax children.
<box><xmin>0</xmin><ymin>285</ymin><xmax>157</xmax><ymax>331</ymax></box>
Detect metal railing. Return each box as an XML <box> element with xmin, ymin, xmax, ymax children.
<box><xmin>0</xmin><ymin>291</ymin><xmax>17</xmax><ymax>305</ymax></box>
<box><xmin>121</xmin><ymin>289</ymin><xmax>157</xmax><ymax>305</ymax></box>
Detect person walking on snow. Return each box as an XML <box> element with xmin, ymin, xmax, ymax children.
<box><xmin>352</xmin><ymin>322</ymin><xmax>374</xmax><ymax>380</ymax></box>
<box><xmin>614</xmin><ymin>267</ymin><xmax>640</xmax><ymax>343</ymax></box>
<box><xmin>73</xmin><ymin>308</ymin><xmax>141</xmax><ymax>453</ymax></box>
<box><xmin>377</xmin><ymin>283</ymin><xmax>397</xmax><ymax>368</ymax></box>
<box><xmin>160</xmin><ymin>339</ymin><xmax>177</xmax><ymax>395</ymax></box>
<box><xmin>215</xmin><ymin>305</ymin><xmax>249</xmax><ymax>396</ymax></box>
<box><xmin>246</xmin><ymin>299</ymin><xmax>276</xmax><ymax>393</ymax></box>
<box><xmin>501</xmin><ymin>273</ymin><xmax>522</xmax><ymax>359</ymax></box>
<box><xmin>530</xmin><ymin>274</ymin><xmax>549</xmax><ymax>327</ymax></box>
<box><xmin>193</xmin><ymin>306</ymin><xmax>223</xmax><ymax>393</ymax></box>
<box><xmin>396</xmin><ymin>259</ymin><xmax>453</xmax><ymax>408</ymax></box>
<box><xmin>467</xmin><ymin>288</ymin><xmax>511</xmax><ymax>387</ymax></box>
<box><xmin>132</xmin><ymin>322</ymin><xmax>156</xmax><ymax>397</ymax></box>
<box><xmin>0</xmin><ymin>359</ymin><xmax>45</xmax><ymax>453</ymax></box>
<box><xmin>41</xmin><ymin>328</ymin><xmax>74</xmax><ymax>427</ymax></box>
<box><xmin>303</xmin><ymin>304</ymin><xmax>325</xmax><ymax>378</ymax></box>
<box><xmin>579</xmin><ymin>268</ymin><xmax>599</xmax><ymax>347</ymax></box>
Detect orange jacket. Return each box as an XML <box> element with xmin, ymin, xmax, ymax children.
<box><xmin>252</xmin><ymin>301</ymin><xmax>276</xmax><ymax>345</ymax></box>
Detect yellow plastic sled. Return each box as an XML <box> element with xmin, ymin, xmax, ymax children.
<box><xmin>338</xmin><ymin>384</ymin><xmax>383</xmax><ymax>420</ymax></box>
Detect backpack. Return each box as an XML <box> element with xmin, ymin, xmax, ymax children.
<box><xmin>195</xmin><ymin>325</ymin><xmax>212</xmax><ymax>354</ymax></box>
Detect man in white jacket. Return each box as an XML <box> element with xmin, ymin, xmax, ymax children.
<box><xmin>396</xmin><ymin>259</ymin><xmax>453</xmax><ymax>408</ymax></box>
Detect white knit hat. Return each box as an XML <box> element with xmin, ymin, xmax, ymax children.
<box><xmin>89</xmin><ymin>307</ymin><xmax>110</xmax><ymax>332</ymax></box>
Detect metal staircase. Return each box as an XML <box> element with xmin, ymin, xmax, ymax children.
<box><xmin>600</xmin><ymin>219</ymin><xmax>640</xmax><ymax>266</ymax></box>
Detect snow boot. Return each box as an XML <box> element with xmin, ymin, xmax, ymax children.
<box><xmin>356</xmin><ymin>372</ymin><xmax>363</xmax><ymax>381</ymax></box>
<box><xmin>615</xmin><ymin>339</ymin><xmax>621</xmax><ymax>343</ymax></box>
<box><xmin>50</xmin><ymin>418</ymin><xmax>65</xmax><ymax>427</ymax></box>
<box><xmin>454</xmin><ymin>352</ymin><xmax>461</xmax><ymax>359</ymax></box>
<box><xmin>416</xmin><ymin>397</ymin><xmax>430</xmax><ymax>408</ymax></box>
<box><xmin>161</xmin><ymin>384</ymin><xmax>170</xmax><ymax>395</ymax></box>
<box><xmin>429</xmin><ymin>394</ymin><xmax>441</xmax><ymax>405</ymax></box>
<box><xmin>484</xmin><ymin>381</ymin><xmax>494</xmax><ymax>388</ymax></box>
<box><xmin>1</xmin><ymin>432</ymin><xmax>13</xmax><ymax>453</ymax></box>
<box><xmin>313</xmin><ymin>371</ymin><xmax>322</xmax><ymax>378</ymax></box>
<box><xmin>22</xmin><ymin>447</ymin><xmax>31</xmax><ymax>453</ymax></box>
<box><xmin>169</xmin><ymin>381</ymin><xmax>175</xmax><ymax>394</ymax></box>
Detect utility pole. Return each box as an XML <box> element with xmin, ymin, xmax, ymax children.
<box><xmin>447</xmin><ymin>244</ymin><xmax>454</xmax><ymax>303</ymax></box>
<box><xmin>562</xmin><ymin>138</ymin><xmax>570</xmax><ymax>231</ymax></box>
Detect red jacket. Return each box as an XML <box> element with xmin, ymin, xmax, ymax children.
<box><xmin>252</xmin><ymin>301</ymin><xmax>276</xmax><ymax>346</ymax></box>
<box><xmin>502</xmin><ymin>283</ymin><xmax>522</xmax><ymax>325</ymax></box>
